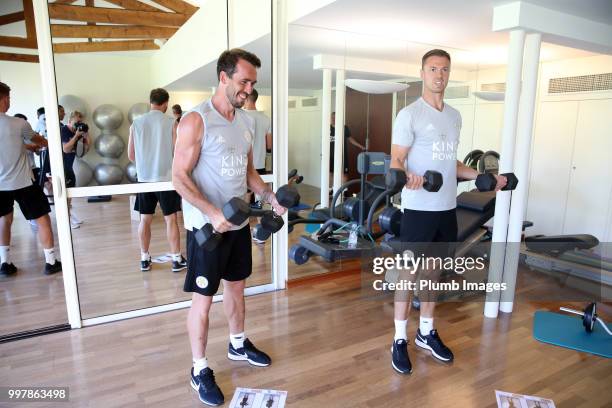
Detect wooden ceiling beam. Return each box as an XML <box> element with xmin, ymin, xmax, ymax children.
<box><xmin>23</xmin><ymin>0</ymin><xmax>37</xmax><ymax>41</ymax></box>
<box><xmin>53</xmin><ymin>39</ymin><xmax>159</xmax><ymax>53</ymax></box>
<box><xmin>0</xmin><ymin>11</ymin><xmax>25</xmax><ymax>26</ymax></box>
<box><xmin>151</xmin><ymin>0</ymin><xmax>197</xmax><ymax>16</ymax></box>
<box><xmin>0</xmin><ymin>36</ymin><xmax>37</xmax><ymax>49</ymax></box>
<box><xmin>103</xmin><ymin>0</ymin><xmax>160</xmax><ymax>12</ymax></box>
<box><xmin>48</xmin><ymin>4</ymin><xmax>187</xmax><ymax>27</ymax></box>
<box><xmin>51</xmin><ymin>24</ymin><xmax>177</xmax><ymax>39</ymax></box>
<box><xmin>0</xmin><ymin>52</ymin><xmax>39</xmax><ymax>63</ymax></box>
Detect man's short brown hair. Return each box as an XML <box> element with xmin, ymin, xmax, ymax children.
<box><xmin>0</xmin><ymin>82</ymin><xmax>10</xmax><ymax>97</ymax></box>
<box><xmin>421</xmin><ymin>49</ymin><xmax>451</xmax><ymax>68</ymax></box>
<box><xmin>247</xmin><ymin>89</ymin><xmax>259</xmax><ymax>102</ymax></box>
<box><xmin>217</xmin><ymin>48</ymin><xmax>261</xmax><ymax>80</ymax></box>
<box><xmin>150</xmin><ymin>88</ymin><xmax>169</xmax><ymax>105</ymax></box>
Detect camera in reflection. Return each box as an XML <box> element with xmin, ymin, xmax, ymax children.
<box><xmin>74</xmin><ymin>122</ymin><xmax>89</xmax><ymax>133</ymax></box>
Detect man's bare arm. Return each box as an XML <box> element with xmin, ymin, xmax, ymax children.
<box><xmin>127</xmin><ymin>126</ymin><xmax>135</xmax><ymax>162</ymax></box>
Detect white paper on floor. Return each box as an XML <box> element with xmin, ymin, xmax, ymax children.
<box><xmin>496</xmin><ymin>390</ymin><xmax>556</xmax><ymax>408</ymax></box>
<box><xmin>229</xmin><ymin>388</ymin><xmax>287</xmax><ymax>408</ymax></box>
<box><xmin>152</xmin><ymin>254</ymin><xmax>172</xmax><ymax>263</ymax></box>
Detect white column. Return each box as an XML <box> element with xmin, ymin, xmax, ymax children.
<box><xmin>32</xmin><ymin>0</ymin><xmax>82</xmax><ymax>328</ymax></box>
<box><xmin>500</xmin><ymin>33</ymin><xmax>542</xmax><ymax>313</ymax></box>
<box><xmin>320</xmin><ymin>69</ymin><xmax>332</xmax><ymax>207</ymax></box>
<box><xmin>333</xmin><ymin>69</ymin><xmax>346</xmax><ymax>195</ymax></box>
<box><xmin>272</xmin><ymin>0</ymin><xmax>288</xmax><ymax>288</ymax></box>
<box><xmin>484</xmin><ymin>29</ymin><xmax>525</xmax><ymax>318</ymax></box>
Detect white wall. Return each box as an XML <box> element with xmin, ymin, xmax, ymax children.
<box><xmin>0</xmin><ymin>61</ymin><xmax>44</xmax><ymax>130</ymax></box>
<box><xmin>54</xmin><ymin>53</ymin><xmax>153</xmax><ymax>180</ymax></box>
<box><xmin>288</xmin><ymin>93</ymin><xmax>322</xmax><ymax>190</ymax></box>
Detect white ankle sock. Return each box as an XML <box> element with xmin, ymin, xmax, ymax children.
<box><xmin>171</xmin><ymin>253</ymin><xmax>181</xmax><ymax>262</ymax></box>
<box><xmin>230</xmin><ymin>332</ymin><xmax>245</xmax><ymax>349</ymax></box>
<box><xmin>43</xmin><ymin>248</ymin><xmax>56</xmax><ymax>264</ymax></box>
<box><xmin>193</xmin><ymin>357</ymin><xmax>208</xmax><ymax>375</ymax></box>
<box><xmin>420</xmin><ymin>316</ymin><xmax>433</xmax><ymax>334</ymax></box>
<box><xmin>394</xmin><ymin>319</ymin><xmax>408</xmax><ymax>341</ymax></box>
<box><xmin>0</xmin><ymin>246</ymin><xmax>9</xmax><ymax>264</ymax></box>
<box><xmin>141</xmin><ymin>251</ymin><xmax>150</xmax><ymax>261</ymax></box>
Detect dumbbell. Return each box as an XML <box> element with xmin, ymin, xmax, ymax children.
<box><xmin>379</xmin><ymin>207</ymin><xmax>402</xmax><ymax>236</ymax></box>
<box><xmin>343</xmin><ymin>197</ymin><xmax>371</xmax><ymax>222</ymax></box>
<box><xmin>475</xmin><ymin>172</ymin><xmax>518</xmax><ymax>192</ymax></box>
<box><xmin>194</xmin><ymin>197</ymin><xmax>250</xmax><ymax>251</ymax></box>
<box><xmin>252</xmin><ymin>211</ymin><xmax>286</xmax><ymax>242</ymax></box>
<box><xmin>560</xmin><ymin>302</ymin><xmax>612</xmax><ymax>335</ymax></box>
<box><xmin>386</xmin><ymin>168</ymin><xmax>443</xmax><ymax>193</ymax></box>
<box><xmin>288</xmin><ymin>169</ymin><xmax>303</xmax><ymax>184</ymax></box>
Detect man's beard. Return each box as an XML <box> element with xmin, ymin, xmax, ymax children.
<box><xmin>226</xmin><ymin>86</ymin><xmax>245</xmax><ymax>108</ymax></box>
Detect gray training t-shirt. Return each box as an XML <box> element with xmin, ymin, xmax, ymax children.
<box><xmin>243</xmin><ymin>109</ymin><xmax>270</xmax><ymax>170</ymax></box>
<box><xmin>392</xmin><ymin>97</ymin><xmax>462</xmax><ymax>211</ymax></box>
<box><xmin>131</xmin><ymin>110</ymin><xmax>175</xmax><ymax>182</ymax></box>
<box><xmin>182</xmin><ymin>99</ymin><xmax>255</xmax><ymax>232</ymax></box>
<box><xmin>0</xmin><ymin>113</ymin><xmax>35</xmax><ymax>191</ymax></box>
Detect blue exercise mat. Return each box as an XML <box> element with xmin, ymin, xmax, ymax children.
<box><xmin>290</xmin><ymin>203</ymin><xmax>311</xmax><ymax>211</ymax></box>
<box><xmin>533</xmin><ymin>311</ymin><xmax>612</xmax><ymax>358</ymax></box>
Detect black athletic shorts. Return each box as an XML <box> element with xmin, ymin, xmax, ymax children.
<box><xmin>399</xmin><ymin>208</ymin><xmax>458</xmax><ymax>259</ymax></box>
<box><xmin>0</xmin><ymin>182</ymin><xmax>51</xmax><ymax>220</ymax></box>
<box><xmin>184</xmin><ymin>225</ymin><xmax>252</xmax><ymax>296</ymax></box>
<box><xmin>134</xmin><ymin>190</ymin><xmax>181</xmax><ymax>215</ymax></box>
<box><xmin>65</xmin><ymin>169</ymin><xmax>76</xmax><ymax>188</ymax></box>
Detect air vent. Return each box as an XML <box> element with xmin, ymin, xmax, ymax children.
<box><xmin>288</xmin><ymin>100</ymin><xmax>297</xmax><ymax>109</ymax></box>
<box><xmin>301</xmin><ymin>97</ymin><xmax>318</xmax><ymax>107</ymax></box>
<box><xmin>549</xmin><ymin>73</ymin><xmax>612</xmax><ymax>93</ymax></box>
<box><xmin>481</xmin><ymin>82</ymin><xmax>506</xmax><ymax>92</ymax></box>
<box><xmin>445</xmin><ymin>85</ymin><xmax>470</xmax><ymax>99</ymax></box>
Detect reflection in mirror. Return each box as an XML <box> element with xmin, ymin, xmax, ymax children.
<box><xmin>73</xmin><ymin>195</ymin><xmax>272</xmax><ymax>319</ymax></box>
<box><xmin>1</xmin><ymin>0</ymin><xmax>67</xmax><ymax>336</ymax></box>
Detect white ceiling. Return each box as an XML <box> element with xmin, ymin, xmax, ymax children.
<box><xmin>168</xmin><ymin>0</ymin><xmax>611</xmax><ymax>92</ymax></box>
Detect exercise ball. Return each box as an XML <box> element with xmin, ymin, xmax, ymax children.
<box><xmin>94</xmin><ymin>163</ymin><xmax>124</xmax><ymax>185</ymax></box>
<box><xmin>73</xmin><ymin>158</ymin><xmax>93</xmax><ymax>187</ymax></box>
<box><xmin>93</xmin><ymin>104</ymin><xmax>123</xmax><ymax>130</ymax></box>
<box><xmin>94</xmin><ymin>133</ymin><xmax>125</xmax><ymax>159</ymax></box>
<box><xmin>125</xmin><ymin>162</ymin><xmax>138</xmax><ymax>183</ymax></box>
<box><xmin>128</xmin><ymin>103</ymin><xmax>150</xmax><ymax>124</ymax></box>
<box><xmin>59</xmin><ymin>94</ymin><xmax>88</xmax><ymax>121</ymax></box>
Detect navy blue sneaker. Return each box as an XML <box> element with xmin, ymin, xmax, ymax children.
<box><xmin>141</xmin><ymin>257</ymin><xmax>151</xmax><ymax>272</ymax></box>
<box><xmin>415</xmin><ymin>329</ymin><xmax>454</xmax><ymax>362</ymax></box>
<box><xmin>172</xmin><ymin>255</ymin><xmax>187</xmax><ymax>272</ymax></box>
<box><xmin>391</xmin><ymin>339</ymin><xmax>412</xmax><ymax>374</ymax></box>
<box><xmin>227</xmin><ymin>338</ymin><xmax>271</xmax><ymax>367</ymax></box>
<box><xmin>44</xmin><ymin>261</ymin><xmax>62</xmax><ymax>275</ymax></box>
<box><xmin>190</xmin><ymin>367</ymin><xmax>224</xmax><ymax>406</ymax></box>
<box><xmin>0</xmin><ymin>262</ymin><xmax>17</xmax><ymax>277</ymax></box>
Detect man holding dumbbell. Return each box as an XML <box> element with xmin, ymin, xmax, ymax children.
<box><xmin>172</xmin><ymin>49</ymin><xmax>286</xmax><ymax>407</ymax></box>
<box><xmin>389</xmin><ymin>49</ymin><xmax>507</xmax><ymax>375</ymax></box>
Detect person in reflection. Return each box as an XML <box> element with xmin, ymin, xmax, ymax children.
<box><xmin>329</xmin><ymin>111</ymin><xmax>364</xmax><ymax>189</ymax></box>
<box><xmin>242</xmin><ymin>89</ymin><xmax>271</xmax><ymax>217</ymax></box>
<box><xmin>173</xmin><ymin>49</ymin><xmax>285</xmax><ymax>406</ymax></box>
<box><xmin>0</xmin><ymin>82</ymin><xmax>62</xmax><ymax>276</ymax></box>
<box><xmin>61</xmin><ymin>110</ymin><xmax>90</xmax><ymax>229</ymax></box>
<box><xmin>172</xmin><ymin>104</ymin><xmax>183</xmax><ymax>124</ymax></box>
<box><xmin>128</xmin><ymin>88</ymin><xmax>186</xmax><ymax>273</ymax></box>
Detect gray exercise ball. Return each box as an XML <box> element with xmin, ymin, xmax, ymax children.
<box><xmin>59</xmin><ymin>94</ymin><xmax>88</xmax><ymax>121</ymax></box>
<box><xmin>94</xmin><ymin>163</ymin><xmax>124</xmax><ymax>185</ymax></box>
<box><xmin>125</xmin><ymin>162</ymin><xmax>138</xmax><ymax>183</ymax></box>
<box><xmin>128</xmin><ymin>103</ymin><xmax>150</xmax><ymax>124</ymax></box>
<box><xmin>94</xmin><ymin>133</ymin><xmax>125</xmax><ymax>159</ymax></box>
<box><xmin>73</xmin><ymin>158</ymin><xmax>93</xmax><ymax>187</ymax></box>
<box><xmin>93</xmin><ymin>104</ymin><xmax>123</xmax><ymax>130</ymax></box>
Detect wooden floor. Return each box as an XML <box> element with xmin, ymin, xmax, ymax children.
<box><xmin>0</xmin><ymin>195</ymin><xmax>272</xmax><ymax>335</ymax></box>
<box><xmin>1</xmin><ymin>271</ymin><xmax>610</xmax><ymax>407</ymax></box>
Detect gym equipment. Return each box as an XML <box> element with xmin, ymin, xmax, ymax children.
<box><xmin>463</xmin><ymin>149</ymin><xmax>484</xmax><ymax>170</ymax></box>
<box><xmin>125</xmin><ymin>162</ymin><xmax>138</xmax><ymax>183</ymax></box>
<box><xmin>475</xmin><ymin>172</ymin><xmax>518</xmax><ymax>192</ymax></box>
<box><xmin>533</xmin><ymin>310</ymin><xmax>612</xmax><ymax>358</ymax></box>
<box><xmin>378</xmin><ymin>207</ymin><xmax>402</xmax><ymax>236</ymax></box>
<box><xmin>73</xmin><ymin>157</ymin><xmax>93</xmax><ymax>187</ymax></box>
<box><xmin>59</xmin><ymin>94</ymin><xmax>89</xmax><ymax>121</ymax></box>
<box><xmin>342</xmin><ymin>197</ymin><xmax>371</xmax><ymax>222</ymax></box>
<box><xmin>525</xmin><ymin>234</ymin><xmax>599</xmax><ymax>256</ymax></box>
<box><xmin>559</xmin><ymin>303</ymin><xmax>612</xmax><ymax>335</ymax></box>
<box><xmin>93</xmin><ymin>104</ymin><xmax>123</xmax><ymax>130</ymax></box>
<box><xmin>128</xmin><ymin>102</ymin><xmax>150</xmax><ymax>124</ymax></box>
<box><xmin>194</xmin><ymin>224</ymin><xmax>222</xmax><ymax>251</ymax></box>
<box><xmin>288</xmin><ymin>168</ymin><xmax>303</xmax><ymax>184</ymax></box>
<box><xmin>385</xmin><ymin>168</ymin><xmax>443</xmax><ymax>193</ymax></box>
<box><xmin>94</xmin><ymin>133</ymin><xmax>125</xmax><ymax>159</ymax></box>
<box><xmin>94</xmin><ymin>163</ymin><xmax>124</xmax><ymax>185</ymax></box>
<box><xmin>478</xmin><ymin>150</ymin><xmax>500</xmax><ymax>174</ymax></box>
